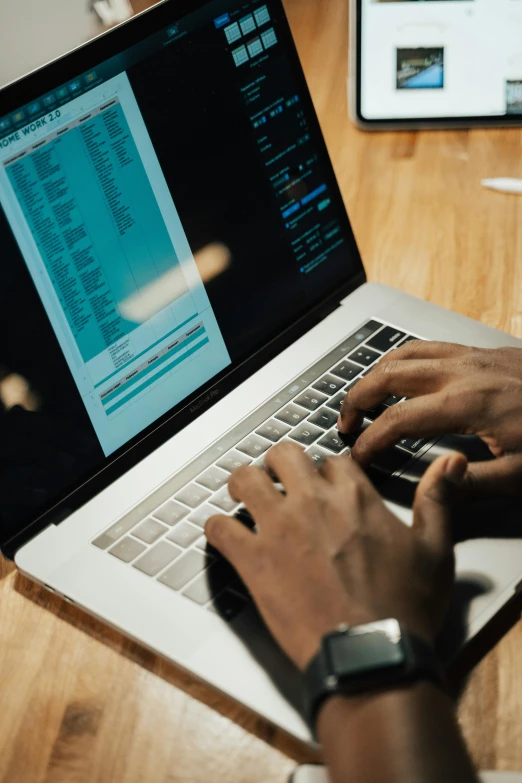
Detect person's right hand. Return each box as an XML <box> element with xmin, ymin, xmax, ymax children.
<box><xmin>337</xmin><ymin>341</ymin><xmax>522</xmax><ymax>499</ymax></box>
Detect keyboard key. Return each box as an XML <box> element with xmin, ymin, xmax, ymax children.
<box><xmin>289</xmin><ymin>422</ymin><xmax>323</xmax><ymax>446</ymax></box>
<box><xmin>210</xmin><ymin>487</ymin><xmax>239</xmax><ymax>512</ymax></box>
<box><xmin>347</xmin><ymin>347</ymin><xmax>381</xmax><ymax>367</ymax></box>
<box><xmin>330</xmin><ymin>362</ymin><xmax>362</xmax><ymax>383</ymax></box>
<box><xmin>318</xmin><ymin>431</ymin><xmax>348</xmax><ymax>454</ymax></box>
<box><xmin>153</xmin><ymin>500</ymin><xmax>190</xmax><ymax>526</ymax></box>
<box><xmin>312</xmin><ymin>375</ymin><xmax>345</xmax><ymax>396</ymax></box>
<box><xmin>398</xmin><ymin>437</ymin><xmax>428</xmax><ymax>453</ymax></box>
<box><xmin>326</xmin><ymin>391</ymin><xmax>347</xmax><ymax>414</ymax></box>
<box><xmin>274</xmin><ymin>404</ymin><xmax>308</xmax><ymax>426</ymax></box>
<box><xmin>209</xmin><ymin>589</ymin><xmax>248</xmax><ymax>621</ymax></box>
<box><xmin>256</xmin><ymin>419</ymin><xmax>292</xmax><ymax>442</ymax></box>
<box><xmin>167</xmin><ymin>521</ymin><xmax>203</xmax><ymax>548</ymax></box>
<box><xmin>339</xmin><ymin>419</ymin><xmax>371</xmax><ymax>448</ymax></box>
<box><xmin>93</xmin><ymin>515</ymin><xmax>140</xmax><ymax>549</ymax></box>
<box><xmin>307</xmin><ymin>407</ymin><xmax>339</xmax><ymax>430</ymax></box>
<box><xmin>195</xmin><ymin>466</ymin><xmax>229</xmax><ymax>491</ymax></box>
<box><xmin>109</xmin><ymin>537</ymin><xmax>146</xmax><ymax>563</ymax></box>
<box><xmin>384</xmin><ymin>395</ymin><xmax>402</xmax><ymax>406</ymax></box>
<box><xmin>236</xmin><ymin>434</ymin><xmax>272</xmax><ymax>458</ymax></box>
<box><xmin>367</xmin><ymin>326</ymin><xmax>406</xmax><ymax>353</ymax></box>
<box><xmin>195</xmin><ymin>535</ymin><xmax>208</xmax><ymax>551</ymax></box>
<box><xmin>216</xmin><ymin>450</ymin><xmax>252</xmax><ymax>473</ymax></box>
<box><xmin>188</xmin><ymin>504</ymin><xmax>218</xmax><ymax>528</ymax></box>
<box><xmin>133</xmin><ymin>541</ymin><xmax>182</xmax><ymax>576</ymax></box>
<box><xmin>132</xmin><ymin>518</ymin><xmax>168</xmax><ymax>544</ymax></box>
<box><xmin>364</xmin><ymin>404</ymin><xmax>388</xmax><ymax>421</ymax></box>
<box><xmin>174</xmin><ymin>484</ymin><xmax>212</xmax><ymax>509</ymax></box>
<box><xmin>158</xmin><ymin>549</ymin><xmax>210</xmax><ymax>591</ymax></box>
<box><xmin>182</xmin><ymin>572</ymin><xmax>215</xmax><ymax>605</ymax></box>
<box><xmin>294</xmin><ymin>389</ymin><xmax>328</xmax><ymax>411</ymax></box>
<box><xmin>252</xmin><ymin>453</ymin><xmax>266</xmax><ymax>470</ymax></box>
<box><xmin>306</xmin><ymin>445</ymin><xmax>330</xmax><ymax>467</ymax></box>
<box><xmin>360</xmin><ymin>319</ymin><xmax>383</xmax><ymax>334</ymax></box>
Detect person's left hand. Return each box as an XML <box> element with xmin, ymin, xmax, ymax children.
<box><xmin>206</xmin><ymin>443</ymin><xmax>467</xmax><ymax>671</ymax></box>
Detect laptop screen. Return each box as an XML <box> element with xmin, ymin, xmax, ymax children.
<box><xmin>0</xmin><ymin>0</ymin><xmax>362</xmax><ymax>546</ymax></box>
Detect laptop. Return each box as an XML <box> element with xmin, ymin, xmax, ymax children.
<box><xmin>1</xmin><ymin>0</ymin><xmax>521</xmax><ymax>746</ymax></box>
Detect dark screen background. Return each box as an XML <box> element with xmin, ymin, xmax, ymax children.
<box><xmin>0</xmin><ymin>0</ymin><xmax>361</xmax><ymax>547</ymax></box>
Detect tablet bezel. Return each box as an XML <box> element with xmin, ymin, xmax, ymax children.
<box><xmin>351</xmin><ymin>0</ymin><xmax>522</xmax><ymax>131</ymax></box>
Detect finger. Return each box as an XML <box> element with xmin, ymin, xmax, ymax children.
<box><xmin>350</xmin><ymin>391</ymin><xmax>473</xmax><ymax>466</ymax></box>
<box><xmin>227</xmin><ymin>465</ymin><xmax>281</xmax><ymax>517</ymax></box>
<box><xmin>460</xmin><ymin>454</ymin><xmax>522</xmax><ymax>500</ymax></box>
<box><xmin>319</xmin><ymin>454</ymin><xmax>383</xmax><ymax>543</ymax></box>
<box><xmin>264</xmin><ymin>441</ymin><xmax>318</xmax><ymax>495</ymax></box>
<box><xmin>413</xmin><ymin>452</ymin><xmax>468</xmax><ymax>553</ymax></box>
<box><xmin>387</xmin><ymin>340</ymin><xmax>469</xmax><ymax>362</ymax></box>
<box><xmin>320</xmin><ymin>451</ymin><xmax>383</xmax><ymax>508</ymax></box>
<box><xmin>338</xmin><ymin>359</ymin><xmax>457</xmax><ymax>434</ymax></box>
<box><xmin>205</xmin><ymin>513</ymin><xmax>256</xmax><ymax>565</ymax></box>
<box><xmin>319</xmin><ymin>452</ymin><xmax>375</xmax><ymax>494</ymax></box>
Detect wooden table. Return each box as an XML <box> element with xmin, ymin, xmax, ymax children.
<box><xmin>1</xmin><ymin>0</ymin><xmax>522</xmax><ymax>779</ymax></box>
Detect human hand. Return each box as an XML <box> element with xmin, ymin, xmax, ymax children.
<box><xmin>337</xmin><ymin>342</ymin><xmax>522</xmax><ymax>498</ymax></box>
<box><xmin>206</xmin><ymin>442</ymin><xmax>466</xmax><ymax>671</ymax></box>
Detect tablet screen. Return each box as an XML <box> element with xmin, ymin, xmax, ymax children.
<box><xmin>359</xmin><ymin>0</ymin><xmax>522</xmax><ymax>122</ymax></box>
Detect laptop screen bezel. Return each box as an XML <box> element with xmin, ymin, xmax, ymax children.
<box><xmin>0</xmin><ymin>0</ymin><xmax>366</xmax><ymax>559</ymax></box>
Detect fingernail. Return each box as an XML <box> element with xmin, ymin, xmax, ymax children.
<box><xmin>337</xmin><ymin>415</ymin><xmax>344</xmax><ymax>432</ymax></box>
<box><xmin>445</xmin><ymin>455</ymin><xmax>467</xmax><ymax>485</ymax></box>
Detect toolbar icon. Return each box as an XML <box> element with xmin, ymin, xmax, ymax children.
<box><xmin>28</xmin><ymin>101</ymin><xmax>41</xmax><ymax>116</ymax></box>
<box><xmin>43</xmin><ymin>94</ymin><xmax>56</xmax><ymax>107</ymax></box>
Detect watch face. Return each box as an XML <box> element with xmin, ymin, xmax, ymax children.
<box><xmin>328</xmin><ymin>620</ymin><xmax>406</xmax><ymax>680</ymax></box>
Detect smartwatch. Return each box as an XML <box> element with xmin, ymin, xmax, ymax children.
<box><xmin>302</xmin><ymin>619</ymin><xmax>445</xmax><ymax>735</ymax></box>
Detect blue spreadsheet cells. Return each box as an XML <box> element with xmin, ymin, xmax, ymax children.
<box><xmin>261</xmin><ymin>28</ymin><xmax>277</xmax><ymax>50</ymax></box>
<box><xmin>224</xmin><ymin>22</ymin><xmax>241</xmax><ymax>44</ymax></box>
<box><xmin>101</xmin><ymin>323</ymin><xmax>209</xmax><ymax>416</ymax></box>
<box><xmin>239</xmin><ymin>14</ymin><xmax>256</xmax><ymax>35</ymax></box>
<box><xmin>254</xmin><ymin>5</ymin><xmax>270</xmax><ymax>27</ymax></box>
<box><xmin>5</xmin><ymin>98</ymin><xmax>187</xmax><ymax>365</ymax></box>
<box><xmin>247</xmin><ymin>37</ymin><xmax>263</xmax><ymax>58</ymax></box>
<box><xmin>232</xmin><ymin>45</ymin><xmax>249</xmax><ymax>67</ymax></box>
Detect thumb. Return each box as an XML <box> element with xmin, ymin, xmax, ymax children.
<box><xmin>459</xmin><ymin>454</ymin><xmax>522</xmax><ymax>500</ymax></box>
<box><xmin>413</xmin><ymin>452</ymin><xmax>468</xmax><ymax>552</ymax></box>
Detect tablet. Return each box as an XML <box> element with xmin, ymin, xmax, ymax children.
<box><xmin>350</xmin><ymin>0</ymin><xmax>522</xmax><ymax>129</ymax></box>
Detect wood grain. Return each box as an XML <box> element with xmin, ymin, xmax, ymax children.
<box><xmin>1</xmin><ymin>0</ymin><xmax>522</xmax><ymax>779</ymax></box>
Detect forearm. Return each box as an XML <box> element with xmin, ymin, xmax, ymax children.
<box><xmin>317</xmin><ymin>682</ymin><xmax>479</xmax><ymax>783</ymax></box>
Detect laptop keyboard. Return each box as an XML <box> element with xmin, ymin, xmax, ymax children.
<box><xmin>92</xmin><ymin>319</ymin><xmax>432</xmax><ymax>622</ymax></box>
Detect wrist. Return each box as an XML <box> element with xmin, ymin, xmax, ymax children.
<box><xmin>316</xmin><ymin>679</ymin><xmax>449</xmax><ymax>743</ymax></box>
<box><xmin>301</xmin><ymin>620</ymin><xmax>445</xmax><ymax>736</ymax></box>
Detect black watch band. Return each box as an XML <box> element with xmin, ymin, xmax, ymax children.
<box><xmin>302</xmin><ymin>620</ymin><xmax>445</xmax><ymax>736</ymax></box>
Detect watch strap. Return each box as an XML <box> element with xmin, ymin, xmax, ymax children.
<box><xmin>302</xmin><ymin>627</ymin><xmax>445</xmax><ymax>737</ymax></box>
